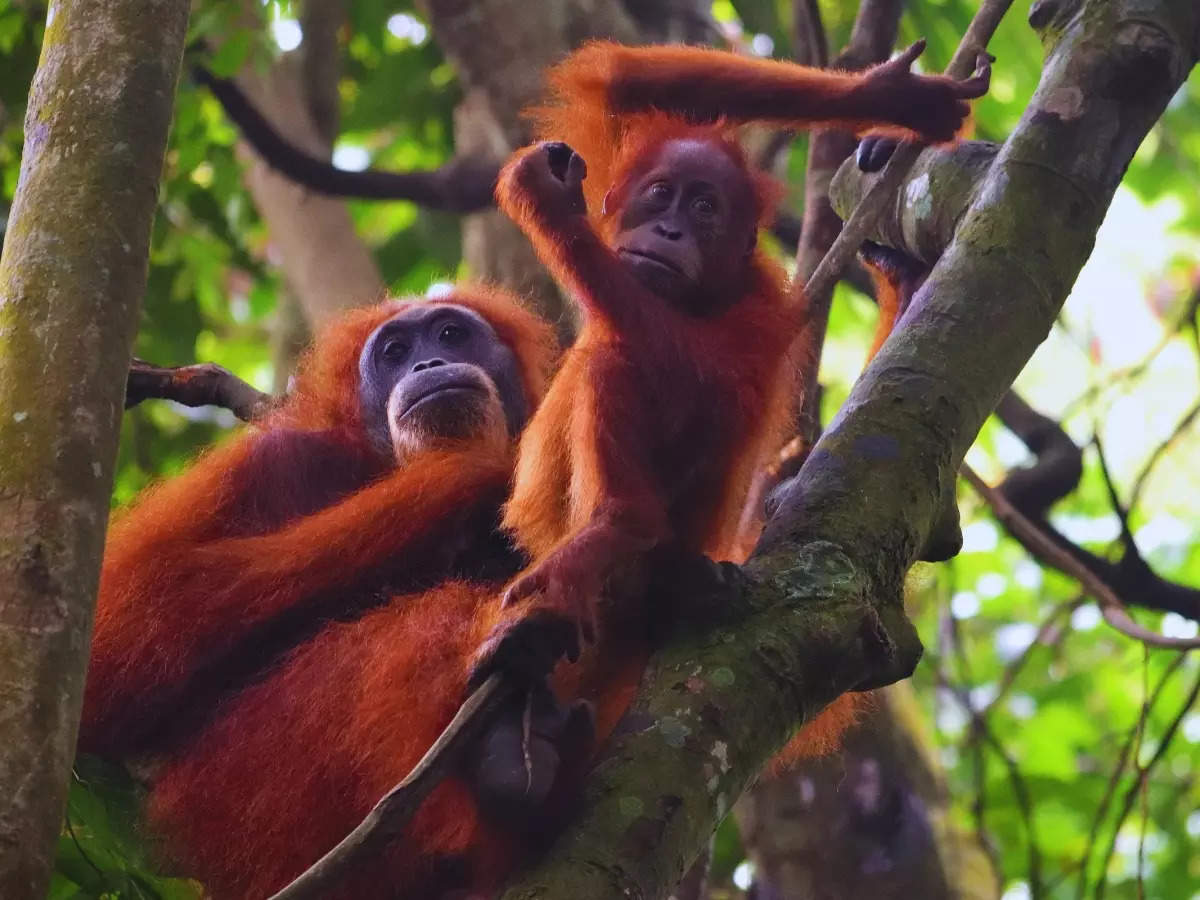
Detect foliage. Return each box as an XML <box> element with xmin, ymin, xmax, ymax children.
<box><xmin>50</xmin><ymin>758</ymin><xmax>200</xmax><ymax>900</ymax></box>
<box><xmin>1</xmin><ymin>0</ymin><xmax>1197</xmax><ymax>897</ymax></box>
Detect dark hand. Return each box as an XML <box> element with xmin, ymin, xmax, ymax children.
<box><xmin>467</xmin><ymin>542</ymin><xmax>603</xmax><ymax>689</ymax></box>
<box><xmin>509</xmin><ymin>141</ymin><xmax>588</xmax><ymax>220</ymax></box>
<box><xmin>863</xmin><ymin>40</ymin><xmax>992</xmax><ymax>143</ymax></box>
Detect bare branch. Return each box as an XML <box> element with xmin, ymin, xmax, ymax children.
<box><xmin>791</xmin><ymin>0</ymin><xmax>905</xmax><ymax>451</ymax></box>
<box><xmin>791</xmin><ymin>0</ymin><xmax>828</xmax><ymax>67</ymax></box>
<box><xmin>963</xmin><ymin>466</ymin><xmax>1200</xmax><ymax>651</ymax></box>
<box><xmin>195</xmin><ymin>66</ymin><xmax>501</xmax><ymax>212</ymax></box>
<box><xmin>994</xmin><ymin>392</ymin><xmax>1084</xmax><ymax>519</ymax></box>
<box><xmin>125</xmin><ymin>359</ymin><xmax>275</xmax><ymax>422</ymax></box>
<box><xmin>268</xmin><ymin>675</ymin><xmax>515</xmax><ymax>900</ymax></box>
<box><xmin>990</xmin><ymin>395</ymin><xmax>1200</xmax><ymax>623</ymax></box>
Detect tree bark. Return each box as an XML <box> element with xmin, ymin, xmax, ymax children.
<box><xmin>0</xmin><ymin>2</ymin><xmax>190</xmax><ymax>897</ymax></box>
<box><xmin>237</xmin><ymin>53</ymin><xmax>385</xmax><ymax>328</ymax></box>
<box><xmin>737</xmin><ymin>684</ymin><xmax>998</xmax><ymax>900</ymax></box>
<box><xmin>497</xmin><ymin>2</ymin><xmax>1199</xmax><ymax>897</ymax></box>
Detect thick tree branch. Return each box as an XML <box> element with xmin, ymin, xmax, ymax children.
<box><xmin>829</xmin><ymin>90</ymin><xmax>1200</xmax><ymax>625</ymax></box>
<box><xmin>828</xmin><ymin>139</ymin><xmax>1001</xmax><ymax>267</ymax></box>
<box><xmin>497</xmin><ymin>3</ymin><xmax>1199</xmax><ymax>898</ymax></box>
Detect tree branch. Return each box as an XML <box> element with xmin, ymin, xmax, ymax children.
<box><xmin>989</xmin><ymin>394</ymin><xmax>1200</xmax><ymax>622</ymax></box>
<box><xmin>963</xmin><ymin>466</ymin><xmax>1200</xmax><ymax>651</ymax></box>
<box><xmin>125</xmin><ymin>359</ymin><xmax>275</xmax><ymax>422</ymax></box>
<box><xmin>792</xmin><ymin>0</ymin><xmax>904</xmax><ymax>450</ymax></box>
<box><xmin>197</xmin><ymin>58</ymin><xmax>813</xmax><ymax>256</ymax></box>
<box><xmin>195</xmin><ymin>66</ymin><xmax>501</xmax><ymax>212</ymax></box>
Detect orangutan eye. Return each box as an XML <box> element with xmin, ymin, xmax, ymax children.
<box><xmin>692</xmin><ymin>196</ymin><xmax>716</xmax><ymax>216</ymax></box>
<box><xmin>438</xmin><ymin>322</ymin><xmax>469</xmax><ymax>345</ymax></box>
<box><xmin>381</xmin><ymin>338</ymin><xmax>409</xmax><ymax>360</ymax></box>
<box><xmin>648</xmin><ymin>181</ymin><xmax>672</xmax><ymax>201</ymax></box>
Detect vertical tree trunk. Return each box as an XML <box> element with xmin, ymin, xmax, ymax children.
<box><xmin>737</xmin><ymin>684</ymin><xmax>998</xmax><ymax>900</ymax></box>
<box><xmin>0</xmin><ymin>2</ymin><xmax>190</xmax><ymax>896</ymax></box>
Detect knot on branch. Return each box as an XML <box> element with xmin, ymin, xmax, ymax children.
<box><xmin>1028</xmin><ymin>0</ymin><xmax>1066</xmax><ymax>31</ymax></box>
<box><xmin>1106</xmin><ymin>22</ymin><xmax>1178</xmax><ymax>100</ymax></box>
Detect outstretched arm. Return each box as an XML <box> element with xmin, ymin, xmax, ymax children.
<box><xmin>81</xmin><ymin>439</ymin><xmax>511</xmax><ymax>755</ymax></box>
<box><xmin>558</xmin><ymin>40</ymin><xmax>990</xmax><ymax>144</ymax></box>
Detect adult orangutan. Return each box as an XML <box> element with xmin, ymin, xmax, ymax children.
<box><xmin>80</xmin><ymin>286</ymin><xmax>577</xmax><ymax>898</ymax></box>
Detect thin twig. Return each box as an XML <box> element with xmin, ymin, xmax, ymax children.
<box><xmin>1073</xmin><ymin>653</ymin><xmax>1188</xmax><ymax>900</ymax></box>
<box><xmin>1092</xmin><ymin>667</ymin><xmax>1200</xmax><ymax>900</ymax></box>
<box><xmin>978</xmin><ymin>597</ymin><xmax>1079</xmax><ymax>719</ymax></box>
<box><xmin>268</xmin><ymin>674</ymin><xmax>515</xmax><ymax>900</ymax></box>
<box><xmin>125</xmin><ymin>358</ymin><xmax>275</xmax><ymax>421</ymax></box>
<box><xmin>938</xmin><ymin>671</ymin><xmax>1043</xmax><ymax>898</ymax></box>
<box><xmin>964</xmin><ymin>465</ymin><xmax>1200</xmax><ymax>651</ymax></box>
<box><xmin>1127</xmin><ymin>398</ymin><xmax>1200</xmax><ymax>511</ymax></box>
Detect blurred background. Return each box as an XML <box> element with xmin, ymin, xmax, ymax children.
<box><xmin>1</xmin><ymin>1</ymin><xmax>1197</xmax><ymax>898</ymax></box>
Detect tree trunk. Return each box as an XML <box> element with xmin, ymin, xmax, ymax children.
<box><xmin>237</xmin><ymin>53</ymin><xmax>385</xmax><ymax>328</ymax></box>
<box><xmin>0</xmin><ymin>2</ymin><xmax>190</xmax><ymax>896</ymax></box>
<box><xmin>737</xmin><ymin>684</ymin><xmax>998</xmax><ymax>900</ymax></box>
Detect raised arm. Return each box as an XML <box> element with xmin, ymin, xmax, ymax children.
<box><xmin>496</xmin><ymin>141</ymin><xmax>650</xmax><ymax>328</ymax></box>
<box><xmin>81</xmin><ymin>438</ymin><xmax>510</xmax><ymax>755</ymax></box>
<box><xmin>551</xmin><ymin>40</ymin><xmax>990</xmax><ymax>144</ymax></box>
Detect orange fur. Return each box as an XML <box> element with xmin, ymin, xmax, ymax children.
<box><xmin>488</xmin><ymin>40</ymin><xmax>983</xmax><ymax>783</ymax></box>
<box><xmin>81</xmin><ymin>287</ymin><xmax>560</xmax><ymax>898</ymax></box>
<box><xmin>83</xmin><ymin>45</ymin><xmax>984</xmax><ymax>897</ymax></box>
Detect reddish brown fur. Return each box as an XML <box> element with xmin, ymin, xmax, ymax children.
<box><xmin>81</xmin><ymin>287</ymin><xmax>558</xmax><ymax>898</ymax></box>
<box><xmin>489</xmin><ymin>41</ymin><xmax>981</xmax><ymax>780</ymax></box>
<box><xmin>83</xmin><ymin>44</ymin><xmax>980</xmax><ymax>898</ymax></box>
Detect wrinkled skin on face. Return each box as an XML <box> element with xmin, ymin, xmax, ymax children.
<box><xmin>612</xmin><ymin>138</ymin><xmax>759</xmax><ymax>312</ymax></box>
<box><xmin>357</xmin><ymin>303</ymin><xmax>530</xmax><ymax>462</ymax></box>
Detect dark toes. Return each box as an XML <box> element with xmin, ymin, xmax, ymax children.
<box><xmin>468</xmin><ymin>697</ymin><xmax>561</xmax><ymax>822</ymax></box>
<box><xmin>857</xmin><ymin>136</ymin><xmax>899</xmax><ymax>172</ymax></box>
